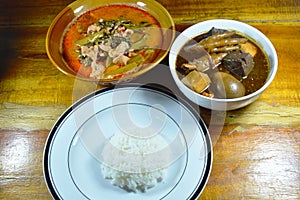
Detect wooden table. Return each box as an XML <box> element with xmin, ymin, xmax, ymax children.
<box><xmin>1</xmin><ymin>0</ymin><xmax>299</xmax><ymax>199</ymax></box>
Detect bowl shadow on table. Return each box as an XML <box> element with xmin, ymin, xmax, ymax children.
<box><xmin>0</xmin><ymin>30</ymin><xmax>19</xmax><ymax>78</ymax></box>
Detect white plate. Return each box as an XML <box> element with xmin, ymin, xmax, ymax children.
<box><xmin>43</xmin><ymin>84</ymin><xmax>212</xmax><ymax>200</ymax></box>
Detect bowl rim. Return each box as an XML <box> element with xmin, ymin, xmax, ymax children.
<box><xmin>169</xmin><ymin>19</ymin><xmax>278</xmax><ymax>103</ymax></box>
<box><xmin>46</xmin><ymin>0</ymin><xmax>175</xmax><ymax>83</ymax></box>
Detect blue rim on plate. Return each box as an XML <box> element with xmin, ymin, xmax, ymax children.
<box><xmin>43</xmin><ymin>83</ymin><xmax>213</xmax><ymax>200</ymax></box>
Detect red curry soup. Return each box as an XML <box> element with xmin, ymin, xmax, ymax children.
<box><xmin>62</xmin><ymin>4</ymin><xmax>163</xmax><ymax>80</ymax></box>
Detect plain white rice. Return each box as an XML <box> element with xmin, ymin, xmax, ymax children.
<box><xmin>101</xmin><ymin>128</ymin><xmax>170</xmax><ymax>192</ymax></box>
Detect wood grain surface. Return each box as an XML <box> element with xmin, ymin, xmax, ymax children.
<box><xmin>0</xmin><ymin>0</ymin><xmax>299</xmax><ymax>199</ymax></box>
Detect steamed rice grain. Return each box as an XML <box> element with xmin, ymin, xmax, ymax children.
<box><xmin>101</xmin><ymin>129</ymin><xmax>170</xmax><ymax>192</ymax></box>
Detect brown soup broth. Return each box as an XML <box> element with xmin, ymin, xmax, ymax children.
<box><xmin>241</xmin><ymin>42</ymin><xmax>270</xmax><ymax>95</ymax></box>
<box><xmin>176</xmin><ymin>32</ymin><xmax>270</xmax><ymax>96</ymax></box>
<box><xmin>62</xmin><ymin>4</ymin><xmax>163</xmax><ymax>77</ymax></box>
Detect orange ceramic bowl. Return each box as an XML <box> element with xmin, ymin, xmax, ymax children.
<box><xmin>46</xmin><ymin>0</ymin><xmax>175</xmax><ymax>84</ymax></box>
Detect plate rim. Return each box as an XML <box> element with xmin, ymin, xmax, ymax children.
<box><xmin>43</xmin><ymin>83</ymin><xmax>213</xmax><ymax>200</ymax></box>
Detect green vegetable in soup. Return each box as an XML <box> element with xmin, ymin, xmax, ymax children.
<box><xmin>104</xmin><ymin>62</ymin><xmax>137</xmax><ymax>77</ymax></box>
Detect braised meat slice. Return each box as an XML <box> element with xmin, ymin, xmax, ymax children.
<box><xmin>222</xmin><ymin>50</ymin><xmax>254</xmax><ymax>79</ymax></box>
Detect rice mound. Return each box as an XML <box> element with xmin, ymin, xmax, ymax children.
<box><xmin>101</xmin><ymin>129</ymin><xmax>170</xmax><ymax>192</ymax></box>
